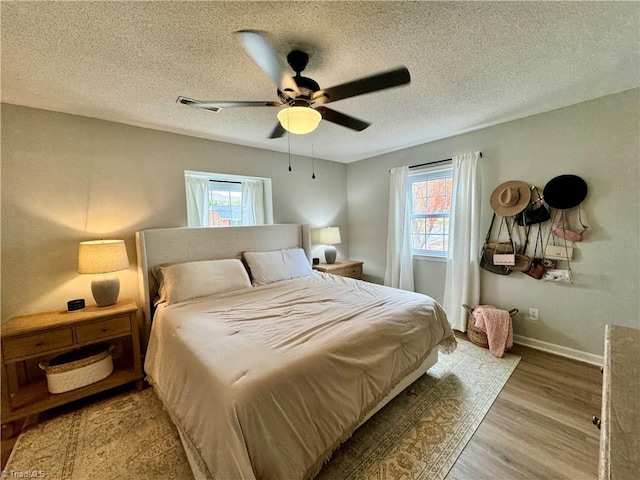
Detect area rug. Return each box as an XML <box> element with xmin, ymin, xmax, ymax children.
<box><xmin>4</xmin><ymin>339</ymin><xmax>519</xmax><ymax>480</ymax></box>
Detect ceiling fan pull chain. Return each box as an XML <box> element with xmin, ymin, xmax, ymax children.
<box><xmin>288</xmin><ymin>113</ymin><xmax>292</xmax><ymax>172</ymax></box>
<box><xmin>312</xmin><ymin>144</ymin><xmax>316</xmax><ymax>179</ymax></box>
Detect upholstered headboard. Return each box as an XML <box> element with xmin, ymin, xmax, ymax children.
<box><xmin>135</xmin><ymin>224</ymin><xmax>311</xmax><ymax>342</ymax></box>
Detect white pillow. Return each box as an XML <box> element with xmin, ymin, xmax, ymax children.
<box><xmin>157</xmin><ymin>259</ymin><xmax>251</xmax><ymax>305</ymax></box>
<box><xmin>243</xmin><ymin>248</ymin><xmax>312</xmax><ymax>285</ymax></box>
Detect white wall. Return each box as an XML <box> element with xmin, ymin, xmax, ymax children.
<box><xmin>347</xmin><ymin>89</ymin><xmax>640</xmax><ymax>358</ymax></box>
<box><xmin>1</xmin><ymin>104</ymin><xmax>349</xmax><ymax>320</ymax></box>
<box><xmin>3</xmin><ymin>91</ymin><xmax>639</xmax><ymax>359</ymax></box>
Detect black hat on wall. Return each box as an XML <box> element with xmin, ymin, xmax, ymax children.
<box><xmin>543</xmin><ymin>174</ymin><xmax>588</xmax><ymax>209</ymax></box>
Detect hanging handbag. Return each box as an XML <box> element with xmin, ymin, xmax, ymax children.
<box><xmin>543</xmin><ymin>268</ymin><xmax>573</xmax><ymax>283</ymax></box>
<box><xmin>524</xmin><ymin>226</ymin><xmax>546</xmax><ymax>279</ymax></box>
<box><xmin>509</xmin><ymin>221</ymin><xmax>533</xmax><ymax>272</ymax></box>
<box><xmin>516</xmin><ymin>186</ymin><xmax>551</xmax><ymax>226</ymax></box>
<box><xmin>492</xmin><ymin>217</ymin><xmax>516</xmax><ymax>266</ymax></box>
<box><xmin>545</xmin><ymin>244</ymin><xmax>574</xmax><ymax>260</ymax></box>
<box><xmin>553</xmin><ymin>208</ymin><xmax>588</xmax><ymax>242</ymax></box>
<box><xmin>525</xmin><ymin>258</ymin><xmax>546</xmax><ymax>279</ymax></box>
<box><xmin>545</xmin><ymin>209</ymin><xmax>575</xmax><ymax>259</ymax></box>
<box><xmin>480</xmin><ymin>214</ymin><xmax>512</xmax><ymax>275</ymax></box>
<box><xmin>542</xmin><ymin>209</ymin><xmax>574</xmax><ymax>284</ymax></box>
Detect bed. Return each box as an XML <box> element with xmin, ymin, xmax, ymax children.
<box><xmin>136</xmin><ymin>224</ymin><xmax>456</xmax><ymax>480</ymax></box>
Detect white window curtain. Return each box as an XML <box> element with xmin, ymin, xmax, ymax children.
<box><xmin>185</xmin><ymin>174</ymin><xmax>209</xmax><ymax>227</ymax></box>
<box><xmin>241</xmin><ymin>180</ymin><xmax>265</xmax><ymax>226</ymax></box>
<box><xmin>384</xmin><ymin>166</ymin><xmax>414</xmax><ymax>291</ymax></box>
<box><xmin>443</xmin><ymin>151</ymin><xmax>482</xmax><ymax>331</ymax></box>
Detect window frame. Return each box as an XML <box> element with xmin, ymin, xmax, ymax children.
<box><xmin>408</xmin><ymin>165</ymin><xmax>453</xmax><ymax>259</ymax></box>
<box><xmin>184</xmin><ymin>170</ymin><xmax>274</xmax><ymax>227</ymax></box>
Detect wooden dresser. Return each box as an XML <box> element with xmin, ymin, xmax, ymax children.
<box><xmin>313</xmin><ymin>259</ymin><xmax>363</xmax><ymax>280</ymax></box>
<box><xmin>598</xmin><ymin>324</ymin><xmax>639</xmax><ymax>479</ymax></box>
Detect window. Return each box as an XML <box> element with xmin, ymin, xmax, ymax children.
<box><xmin>184</xmin><ymin>171</ymin><xmax>273</xmax><ymax>227</ymax></box>
<box><xmin>208</xmin><ymin>181</ymin><xmax>243</xmax><ymax>227</ymax></box>
<box><xmin>408</xmin><ymin>167</ymin><xmax>453</xmax><ymax>257</ymax></box>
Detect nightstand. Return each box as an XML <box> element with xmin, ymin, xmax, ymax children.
<box><xmin>1</xmin><ymin>299</ymin><xmax>143</xmax><ymax>426</ymax></box>
<box><xmin>313</xmin><ymin>259</ymin><xmax>364</xmax><ymax>280</ymax></box>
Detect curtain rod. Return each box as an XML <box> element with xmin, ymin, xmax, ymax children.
<box><xmin>409</xmin><ymin>158</ymin><xmax>452</xmax><ymax>169</ymax></box>
<box><xmin>389</xmin><ymin>152</ymin><xmax>482</xmax><ymax>172</ymax></box>
<box><xmin>209</xmin><ymin>179</ymin><xmax>241</xmax><ymax>184</ymax></box>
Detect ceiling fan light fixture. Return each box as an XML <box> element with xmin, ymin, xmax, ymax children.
<box><xmin>277</xmin><ymin>106</ymin><xmax>321</xmax><ymax>135</ymax></box>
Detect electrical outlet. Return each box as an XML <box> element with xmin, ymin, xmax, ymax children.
<box><xmin>528</xmin><ymin>308</ymin><xmax>539</xmax><ymax>321</ymax></box>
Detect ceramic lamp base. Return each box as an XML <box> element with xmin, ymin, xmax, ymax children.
<box><xmin>324</xmin><ymin>245</ymin><xmax>337</xmax><ymax>264</ymax></box>
<box><xmin>91</xmin><ymin>275</ymin><xmax>120</xmax><ymax>307</ymax></box>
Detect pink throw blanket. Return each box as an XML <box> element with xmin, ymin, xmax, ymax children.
<box><xmin>473</xmin><ymin>305</ymin><xmax>513</xmax><ymax>358</ymax></box>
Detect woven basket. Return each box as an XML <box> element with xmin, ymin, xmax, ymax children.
<box><xmin>39</xmin><ymin>344</ymin><xmax>114</xmax><ymax>394</ymax></box>
<box><xmin>462</xmin><ymin>305</ymin><xmax>518</xmax><ymax>350</ymax></box>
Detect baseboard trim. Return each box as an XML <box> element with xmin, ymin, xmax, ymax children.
<box><xmin>513</xmin><ymin>334</ymin><xmax>604</xmax><ymax>366</ymax></box>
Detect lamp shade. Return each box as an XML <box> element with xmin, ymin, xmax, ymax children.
<box><xmin>277</xmin><ymin>107</ymin><xmax>322</xmax><ymax>135</ymax></box>
<box><xmin>318</xmin><ymin>227</ymin><xmax>341</xmax><ymax>245</ymax></box>
<box><xmin>78</xmin><ymin>240</ymin><xmax>129</xmax><ymax>274</ymax></box>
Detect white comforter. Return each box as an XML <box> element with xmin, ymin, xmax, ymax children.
<box><xmin>144</xmin><ymin>272</ymin><xmax>455</xmax><ymax>480</ymax></box>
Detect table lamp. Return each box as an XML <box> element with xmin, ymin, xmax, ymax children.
<box><xmin>318</xmin><ymin>227</ymin><xmax>341</xmax><ymax>264</ymax></box>
<box><xmin>78</xmin><ymin>239</ymin><xmax>129</xmax><ymax>307</ymax></box>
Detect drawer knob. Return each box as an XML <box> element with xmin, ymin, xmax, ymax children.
<box><xmin>592</xmin><ymin>415</ymin><xmax>601</xmax><ymax>429</ymax></box>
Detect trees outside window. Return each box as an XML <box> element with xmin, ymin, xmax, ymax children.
<box><xmin>408</xmin><ymin>168</ymin><xmax>452</xmax><ymax>256</ymax></box>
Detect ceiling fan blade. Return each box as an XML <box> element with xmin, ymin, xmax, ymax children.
<box><xmin>234</xmin><ymin>30</ymin><xmax>300</xmax><ymax>96</ymax></box>
<box><xmin>312</xmin><ymin>67</ymin><xmax>410</xmax><ymax>104</ymax></box>
<box><xmin>315</xmin><ymin>106</ymin><xmax>371</xmax><ymax>131</ymax></box>
<box><xmin>178</xmin><ymin>97</ymin><xmax>281</xmax><ymax>111</ymax></box>
<box><xmin>268</xmin><ymin>123</ymin><xmax>286</xmax><ymax>139</ymax></box>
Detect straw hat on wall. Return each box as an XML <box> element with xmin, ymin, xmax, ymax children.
<box><xmin>490</xmin><ymin>180</ymin><xmax>531</xmax><ymax>216</ymax></box>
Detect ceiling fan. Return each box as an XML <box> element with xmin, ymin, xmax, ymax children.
<box><xmin>178</xmin><ymin>30</ymin><xmax>411</xmax><ymax>138</ymax></box>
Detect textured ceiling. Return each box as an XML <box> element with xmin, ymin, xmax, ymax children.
<box><xmin>2</xmin><ymin>1</ymin><xmax>638</xmax><ymax>163</ymax></box>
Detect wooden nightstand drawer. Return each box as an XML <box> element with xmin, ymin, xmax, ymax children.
<box><xmin>345</xmin><ymin>266</ymin><xmax>363</xmax><ymax>279</ymax></box>
<box><xmin>75</xmin><ymin>315</ymin><xmax>131</xmax><ymax>343</ymax></box>
<box><xmin>3</xmin><ymin>328</ymin><xmax>74</xmax><ymax>361</ymax></box>
<box><xmin>313</xmin><ymin>260</ymin><xmax>364</xmax><ymax>280</ymax></box>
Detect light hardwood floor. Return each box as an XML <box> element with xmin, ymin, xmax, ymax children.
<box><xmin>2</xmin><ymin>337</ymin><xmax>603</xmax><ymax>478</ymax></box>
<box><xmin>448</xmin><ymin>338</ymin><xmax>602</xmax><ymax>480</ymax></box>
